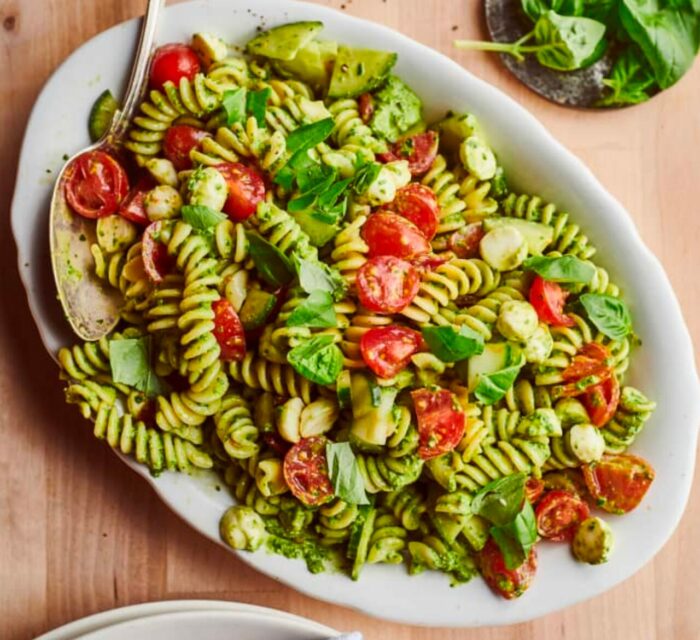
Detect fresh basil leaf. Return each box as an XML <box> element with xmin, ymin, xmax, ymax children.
<box><xmin>273</xmin><ymin>147</ymin><xmax>317</xmax><ymax>189</ymax></box>
<box><xmin>286</xmin><ymin>117</ymin><xmax>335</xmax><ymax>155</ymax></box>
<box><xmin>318</xmin><ymin>177</ymin><xmax>353</xmax><ymax>208</ymax></box>
<box><xmin>581</xmin><ymin>0</ymin><xmax>616</xmax><ymax>22</ymax></box>
<box><xmin>599</xmin><ymin>45</ymin><xmax>656</xmax><ymax>107</ymax></box>
<box><xmin>490</xmin><ymin>500</ymin><xmax>538</xmax><ymax>570</ymax></box>
<box><xmin>533</xmin><ymin>11</ymin><xmax>607</xmax><ymax>70</ymax></box>
<box><xmin>352</xmin><ymin>162</ymin><xmax>382</xmax><ymax>195</ymax></box>
<box><xmin>287</xmin><ymin>335</ymin><xmax>344</xmax><ymax>385</ymax></box>
<box><xmin>181</xmin><ymin>204</ymin><xmax>227</xmax><ymax>231</ymax></box>
<box><xmin>297</xmin><ymin>259</ymin><xmax>344</xmax><ymax>298</ymax></box>
<box><xmin>246</xmin><ymin>232</ymin><xmax>295</xmax><ymax>287</ymax></box>
<box><xmin>326</xmin><ymin>442</ymin><xmax>370</xmax><ymax>505</ymax></box>
<box><xmin>580</xmin><ymin>293</ymin><xmax>632</xmax><ymax>340</ymax></box>
<box><xmin>221</xmin><ymin>87</ymin><xmax>247</xmax><ymax>126</ymax></box>
<box><xmin>471</xmin><ymin>473</ymin><xmax>527</xmax><ymax>526</ymax></box>
<box><xmin>522</xmin><ymin>0</ymin><xmax>584</xmax><ymax>21</ymax></box>
<box><xmin>288</xmin><ymin>192</ymin><xmax>318</xmax><ymax>213</ymax></box>
<box><xmin>285</xmin><ymin>291</ymin><xmax>337</xmax><ymax>328</ymax></box>
<box><xmin>523</xmin><ymin>255</ymin><xmax>596</xmax><ymax>283</ymax></box>
<box><xmin>473</xmin><ymin>350</ymin><xmax>526</xmax><ymax>406</ymax></box>
<box><xmin>422</xmin><ymin>325</ymin><xmax>485</xmax><ymax>362</ymax></box>
<box><xmin>246</xmin><ymin>87</ymin><xmax>271</xmax><ymax>127</ymax></box>
<box><xmin>109</xmin><ymin>337</ymin><xmax>166</xmax><ymax>398</ymax></box>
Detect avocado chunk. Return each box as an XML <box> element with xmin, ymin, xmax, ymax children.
<box><xmin>274</xmin><ymin>39</ymin><xmax>336</xmax><ymax>89</ymax></box>
<box><xmin>328</xmin><ymin>45</ymin><xmax>397</xmax><ymax>98</ymax></box>
<box><xmin>293</xmin><ymin>209</ymin><xmax>339</xmax><ymax>247</ymax></box>
<box><xmin>483</xmin><ymin>217</ymin><xmax>554</xmax><ymax>255</ymax></box>
<box><xmin>239</xmin><ymin>289</ymin><xmax>277</xmax><ymax>330</ymax></box>
<box><xmin>368</xmin><ymin>75</ymin><xmax>423</xmax><ymax>142</ymax></box>
<box><xmin>246</xmin><ymin>21</ymin><xmax>324</xmax><ymax>61</ymax></box>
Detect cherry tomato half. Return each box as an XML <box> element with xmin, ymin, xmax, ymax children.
<box><xmin>163</xmin><ymin>125</ymin><xmax>209</xmax><ymax>171</ymax></box>
<box><xmin>215</xmin><ymin>162</ymin><xmax>266</xmax><ymax>221</ymax></box>
<box><xmin>479</xmin><ymin>538</ymin><xmax>537</xmax><ymax>600</ymax></box>
<box><xmin>212</xmin><ymin>299</ymin><xmax>246</xmax><ymax>362</ymax></box>
<box><xmin>411</xmin><ymin>253</ymin><xmax>448</xmax><ymax>272</ymax></box>
<box><xmin>142</xmin><ymin>221</ymin><xmax>174</xmax><ymax>283</ymax></box>
<box><xmin>387</xmin><ymin>183</ymin><xmax>439</xmax><ymax>241</ymax></box>
<box><xmin>64</xmin><ymin>150</ymin><xmax>129</xmax><ymax>219</ymax></box>
<box><xmin>583</xmin><ymin>454</ymin><xmax>655</xmax><ymax>514</ymax></box>
<box><xmin>582</xmin><ymin>375</ymin><xmax>620</xmax><ymax>427</ymax></box>
<box><xmin>556</xmin><ymin>343</ymin><xmax>613</xmax><ymax>398</ymax></box>
<box><xmin>150</xmin><ymin>43</ymin><xmax>201</xmax><ymax>91</ymax></box>
<box><xmin>356</xmin><ymin>256</ymin><xmax>420</xmax><ymax>315</ymax></box>
<box><xmin>283</xmin><ymin>436</ymin><xmax>335</xmax><ymax>507</ymax></box>
<box><xmin>525</xmin><ymin>476</ymin><xmax>545</xmax><ymax>504</ymax></box>
<box><xmin>361</xmin><ymin>212</ymin><xmax>430</xmax><ymax>260</ymax></box>
<box><xmin>118</xmin><ymin>175</ymin><xmax>156</xmax><ymax>225</ymax></box>
<box><xmin>360</xmin><ymin>325</ymin><xmax>424</xmax><ymax>379</ymax></box>
<box><xmin>449</xmin><ymin>222</ymin><xmax>485</xmax><ymax>259</ymax></box>
<box><xmin>378</xmin><ymin>131</ymin><xmax>439</xmax><ymax>176</ymax></box>
<box><xmin>358</xmin><ymin>93</ymin><xmax>374</xmax><ymax>123</ymax></box>
<box><xmin>412</xmin><ymin>388</ymin><xmax>466</xmax><ymax>460</ymax></box>
<box><xmin>535</xmin><ymin>490</ymin><xmax>590</xmax><ymax>542</ymax></box>
<box><xmin>529</xmin><ymin>275</ymin><xmax>575</xmax><ymax>327</ymax></box>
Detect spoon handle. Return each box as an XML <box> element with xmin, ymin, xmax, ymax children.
<box><xmin>107</xmin><ymin>0</ymin><xmax>164</xmax><ymax>142</ymax></box>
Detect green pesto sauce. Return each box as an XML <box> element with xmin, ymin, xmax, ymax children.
<box><xmin>369</xmin><ymin>75</ymin><xmax>422</xmax><ymax>143</ymax></box>
<box><xmin>264</xmin><ymin>519</ymin><xmax>330</xmax><ymax>574</ymax></box>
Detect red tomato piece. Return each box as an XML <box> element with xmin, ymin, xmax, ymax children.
<box><xmin>212</xmin><ymin>299</ymin><xmax>246</xmax><ymax>362</ymax></box>
<box><xmin>449</xmin><ymin>222</ymin><xmax>486</xmax><ymax>259</ymax></box>
<box><xmin>529</xmin><ymin>275</ymin><xmax>576</xmax><ymax>327</ymax></box>
<box><xmin>411</xmin><ymin>253</ymin><xmax>448</xmax><ymax>272</ymax></box>
<box><xmin>525</xmin><ymin>477</ymin><xmax>545</xmax><ymax>504</ymax></box>
<box><xmin>563</xmin><ymin>343</ymin><xmax>611</xmax><ymax>382</ymax></box>
<box><xmin>356</xmin><ymin>256</ymin><xmax>420</xmax><ymax>314</ymax></box>
<box><xmin>142</xmin><ymin>221</ymin><xmax>174</xmax><ymax>283</ymax></box>
<box><xmin>358</xmin><ymin>92</ymin><xmax>374</xmax><ymax>123</ymax></box>
<box><xmin>360</xmin><ymin>326</ymin><xmax>424</xmax><ymax>379</ymax></box>
<box><xmin>162</xmin><ymin>125</ymin><xmax>209</xmax><ymax>171</ymax></box>
<box><xmin>150</xmin><ymin>43</ymin><xmax>201</xmax><ymax>90</ymax></box>
<box><xmin>283</xmin><ymin>436</ymin><xmax>335</xmax><ymax>507</ymax></box>
<box><xmin>582</xmin><ymin>375</ymin><xmax>620</xmax><ymax>427</ymax></box>
<box><xmin>535</xmin><ymin>490</ymin><xmax>590</xmax><ymax>542</ymax></box>
<box><xmin>412</xmin><ymin>388</ymin><xmax>466</xmax><ymax>460</ymax></box>
<box><xmin>377</xmin><ymin>131</ymin><xmax>439</xmax><ymax>176</ymax></box>
<box><xmin>215</xmin><ymin>162</ymin><xmax>266</xmax><ymax>221</ymax></box>
<box><xmin>479</xmin><ymin>538</ymin><xmax>538</xmax><ymax>600</ymax></box>
<box><xmin>361</xmin><ymin>212</ymin><xmax>431</xmax><ymax>260</ymax></box>
<box><xmin>64</xmin><ymin>150</ymin><xmax>129</xmax><ymax>219</ymax></box>
<box><xmin>118</xmin><ymin>175</ymin><xmax>156</xmax><ymax>225</ymax></box>
<box><xmin>583</xmin><ymin>454</ymin><xmax>655</xmax><ymax>514</ymax></box>
<box><xmin>388</xmin><ymin>183</ymin><xmax>439</xmax><ymax>241</ymax></box>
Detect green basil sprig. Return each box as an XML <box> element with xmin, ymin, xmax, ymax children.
<box><xmin>181</xmin><ymin>204</ymin><xmax>227</xmax><ymax>231</ymax></box>
<box><xmin>297</xmin><ymin>258</ymin><xmax>345</xmax><ymax>299</ymax></box>
<box><xmin>523</xmin><ymin>254</ymin><xmax>596</xmax><ymax>283</ymax></box>
<box><xmin>109</xmin><ymin>336</ymin><xmax>166</xmax><ymax>397</ymax></box>
<box><xmin>326</xmin><ymin>442</ymin><xmax>370</xmax><ymax>505</ymax></box>
<box><xmin>221</xmin><ymin>87</ymin><xmax>246</xmax><ymax>125</ymax></box>
<box><xmin>473</xmin><ymin>350</ymin><xmax>526</xmax><ymax>406</ymax></box>
<box><xmin>287</xmin><ymin>335</ymin><xmax>344</xmax><ymax>385</ymax></box>
<box><xmin>286</xmin><ymin>291</ymin><xmax>338</xmax><ymax>329</ymax></box>
<box><xmin>580</xmin><ymin>293</ymin><xmax>632</xmax><ymax>340</ymax></box>
<box><xmin>246</xmin><ymin>232</ymin><xmax>295</xmax><ymax>288</ymax></box>
<box><xmin>422</xmin><ymin>325</ymin><xmax>484</xmax><ymax>362</ymax></box>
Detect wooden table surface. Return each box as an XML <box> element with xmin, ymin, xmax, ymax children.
<box><xmin>2</xmin><ymin>1</ymin><xmax>699</xmax><ymax>638</ymax></box>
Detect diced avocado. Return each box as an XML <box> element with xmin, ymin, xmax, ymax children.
<box><xmin>293</xmin><ymin>209</ymin><xmax>339</xmax><ymax>247</ymax></box>
<box><xmin>348</xmin><ymin>505</ymin><xmax>376</xmax><ymax>580</ymax></box>
<box><xmin>328</xmin><ymin>45</ymin><xmax>397</xmax><ymax>98</ymax></box>
<box><xmin>572</xmin><ymin>516</ymin><xmax>613</xmax><ymax>565</ymax></box>
<box><xmin>497</xmin><ymin>300</ymin><xmax>539</xmax><ymax>342</ymax></box>
<box><xmin>460</xmin><ymin>136</ymin><xmax>497</xmax><ymax>180</ymax></box>
<box><xmin>483</xmin><ymin>217</ymin><xmax>554</xmax><ymax>255</ymax></box>
<box><xmin>554</xmin><ymin>398</ymin><xmax>590</xmax><ymax>429</ymax></box>
<box><xmin>239</xmin><ymin>289</ymin><xmax>277</xmax><ymax>330</ymax></box>
<box><xmin>480</xmin><ymin>226</ymin><xmax>527</xmax><ymax>271</ymax></box>
<box><xmin>191</xmin><ymin>32</ymin><xmax>228</xmax><ymax>67</ymax></box>
<box><xmin>349</xmin><ymin>373</ymin><xmax>398</xmax><ymax>447</ymax></box>
<box><xmin>567</xmin><ymin>423</ymin><xmax>606</xmax><ymax>463</ymax></box>
<box><xmin>523</xmin><ymin>323</ymin><xmax>553</xmax><ymax>364</ymax></box>
<box><xmin>435</xmin><ymin>112</ymin><xmax>479</xmax><ymax>154</ymax></box>
<box><xmin>517</xmin><ymin>408</ymin><xmax>562</xmax><ymax>438</ymax></box>
<box><xmin>96</xmin><ymin>215</ymin><xmax>137</xmax><ymax>254</ymax></box>
<box><xmin>368</xmin><ymin>75</ymin><xmax>423</xmax><ymax>142</ymax></box>
<box><xmin>467</xmin><ymin>342</ymin><xmax>513</xmax><ymax>391</ymax></box>
<box><xmin>336</xmin><ymin>370</ymin><xmax>352</xmax><ymax>409</ymax></box>
<box><xmin>274</xmin><ymin>40</ymin><xmax>328</xmax><ymax>88</ymax></box>
<box><xmin>88</xmin><ymin>89</ymin><xmax>118</xmax><ymax>142</ymax></box>
<box><xmin>246</xmin><ymin>21</ymin><xmax>324</xmax><ymax>61</ymax></box>
<box><xmin>461</xmin><ymin>514</ymin><xmax>490</xmax><ymax>552</ymax></box>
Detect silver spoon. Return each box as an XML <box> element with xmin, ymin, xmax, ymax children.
<box><xmin>49</xmin><ymin>0</ymin><xmax>163</xmax><ymax>342</ymax></box>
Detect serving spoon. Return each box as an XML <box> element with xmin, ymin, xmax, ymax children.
<box><xmin>49</xmin><ymin>0</ymin><xmax>162</xmax><ymax>342</ymax></box>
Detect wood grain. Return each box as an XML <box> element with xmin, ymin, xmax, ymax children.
<box><xmin>1</xmin><ymin>1</ymin><xmax>698</xmax><ymax>638</ymax></box>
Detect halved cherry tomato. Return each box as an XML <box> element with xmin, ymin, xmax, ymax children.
<box><xmin>479</xmin><ymin>538</ymin><xmax>537</xmax><ymax>600</ymax></box>
<box><xmin>212</xmin><ymin>299</ymin><xmax>246</xmax><ymax>362</ymax></box>
<box><xmin>412</xmin><ymin>388</ymin><xmax>466</xmax><ymax>460</ymax></box>
<box><xmin>358</xmin><ymin>93</ymin><xmax>374</xmax><ymax>123</ymax></box>
<box><xmin>411</xmin><ymin>253</ymin><xmax>448</xmax><ymax>272</ymax></box>
<box><xmin>582</xmin><ymin>375</ymin><xmax>620</xmax><ymax>427</ymax></box>
<box><xmin>556</xmin><ymin>343</ymin><xmax>613</xmax><ymax>397</ymax></box>
<box><xmin>388</xmin><ymin>184</ymin><xmax>439</xmax><ymax>241</ymax></box>
<box><xmin>583</xmin><ymin>454</ymin><xmax>655</xmax><ymax>514</ymax></box>
<box><xmin>214</xmin><ymin>162</ymin><xmax>266</xmax><ymax>221</ymax></box>
<box><xmin>529</xmin><ymin>275</ymin><xmax>575</xmax><ymax>327</ymax></box>
<box><xmin>283</xmin><ymin>436</ymin><xmax>334</xmax><ymax>507</ymax></box>
<box><xmin>361</xmin><ymin>212</ymin><xmax>430</xmax><ymax>260</ymax></box>
<box><xmin>150</xmin><ymin>43</ymin><xmax>201</xmax><ymax>90</ymax></box>
<box><xmin>542</xmin><ymin>469</ymin><xmax>588</xmax><ymax>499</ymax></box>
<box><xmin>163</xmin><ymin>125</ymin><xmax>209</xmax><ymax>171</ymax></box>
<box><xmin>64</xmin><ymin>150</ymin><xmax>129</xmax><ymax>219</ymax></box>
<box><xmin>356</xmin><ymin>256</ymin><xmax>420</xmax><ymax>314</ymax></box>
<box><xmin>525</xmin><ymin>476</ymin><xmax>545</xmax><ymax>504</ymax></box>
<box><xmin>118</xmin><ymin>175</ymin><xmax>156</xmax><ymax>225</ymax></box>
<box><xmin>360</xmin><ymin>325</ymin><xmax>424</xmax><ymax>379</ymax></box>
<box><xmin>535</xmin><ymin>490</ymin><xmax>590</xmax><ymax>542</ymax></box>
<box><xmin>449</xmin><ymin>222</ymin><xmax>485</xmax><ymax>258</ymax></box>
<box><xmin>377</xmin><ymin>131</ymin><xmax>438</xmax><ymax>176</ymax></box>
<box><xmin>142</xmin><ymin>221</ymin><xmax>174</xmax><ymax>283</ymax></box>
